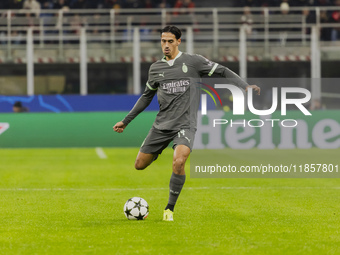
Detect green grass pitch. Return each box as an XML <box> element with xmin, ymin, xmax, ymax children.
<box><xmin>0</xmin><ymin>148</ymin><xmax>340</xmax><ymax>255</ymax></box>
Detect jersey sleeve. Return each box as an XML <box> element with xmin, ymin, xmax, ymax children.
<box><xmin>194</xmin><ymin>54</ymin><xmax>249</xmax><ymax>90</ymax></box>
<box><xmin>145</xmin><ymin>65</ymin><xmax>159</xmax><ymax>91</ymax></box>
<box><xmin>122</xmin><ymin>67</ymin><xmax>158</xmax><ymax>126</ymax></box>
<box><xmin>195</xmin><ymin>54</ymin><xmax>220</xmax><ymax>77</ymax></box>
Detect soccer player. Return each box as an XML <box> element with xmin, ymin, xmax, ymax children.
<box><xmin>113</xmin><ymin>25</ymin><xmax>260</xmax><ymax>221</ymax></box>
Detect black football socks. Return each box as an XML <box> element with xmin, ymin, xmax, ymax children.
<box><xmin>165</xmin><ymin>172</ymin><xmax>186</xmax><ymax>212</ymax></box>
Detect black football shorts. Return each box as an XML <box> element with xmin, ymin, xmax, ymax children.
<box><xmin>140</xmin><ymin>126</ymin><xmax>195</xmax><ymax>155</ymax></box>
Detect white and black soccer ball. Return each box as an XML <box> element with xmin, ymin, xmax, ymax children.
<box><xmin>123</xmin><ymin>197</ymin><xmax>149</xmax><ymax>220</ymax></box>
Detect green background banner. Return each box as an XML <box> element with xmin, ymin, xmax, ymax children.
<box><xmin>0</xmin><ymin>110</ymin><xmax>339</xmax><ymax>148</ymax></box>
<box><xmin>195</xmin><ymin>110</ymin><xmax>340</xmax><ymax>149</ymax></box>
<box><xmin>0</xmin><ymin>112</ymin><xmax>157</xmax><ymax>148</ymax></box>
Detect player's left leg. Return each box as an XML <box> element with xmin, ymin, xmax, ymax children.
<box><xmin>172</xmin><ymin>144</ymin><xmax>190</xmax><ymax>175</ymax></box>
<box><xmin>163</xmin><ymin>129</ymin><xmax>196</xmax><ymax>222</ymax></box>
<box><xmin>163</xmin><ymin>145</ymin><xmax>190</xmax><ymax>221</ymax></box>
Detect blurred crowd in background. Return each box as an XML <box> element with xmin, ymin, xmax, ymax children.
<box><xmin>0</xmin><ymin>0</ymin><xmax>339</xmax><ymax>100</ymax></box>
<box><xmin>0</xmin><ymin>0</ymin><xmax>339</xmax><ymax>10</ymax></box>
<box><xmin>237</xmin><ymin>0</ymin><xmax>339</xmax><ymax>7</ymax></box>
<box><xmin>0</xmin><ymin>0</ymin><xmax>340</xmax><ymax>41</ymax></box>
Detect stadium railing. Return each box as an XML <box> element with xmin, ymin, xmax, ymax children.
<box><xmin>0</xmin><ymin>6</ymin><xmax>340</xmax><ymax>63</ymax></box>
<box><xmin>0</xmin><ymin>6</ymin><xmax>340</xmax><ymax>107</ymax></box>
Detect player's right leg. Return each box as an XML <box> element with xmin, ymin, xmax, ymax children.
<box><xmin>134</xmin><ymin>151</ymin><xmax>157</xmax><ymax>170</ymax></box>
<box><xmin>134</xmin><ymin>126</ymin><xmax>172</xmax><ymax>170</ymax></box>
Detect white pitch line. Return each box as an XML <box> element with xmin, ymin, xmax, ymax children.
<box><xmin>95</xmin><ymin>147</ymin><xmax>107</xmax><ymax>159</ymax></box>
<box><xmin>0</xmin><ymin>187</ymin><xmax>340</xmax><ymax>191</ymax></box>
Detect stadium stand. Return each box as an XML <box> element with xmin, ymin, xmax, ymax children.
<box><xmin>0</xmin><ymin>1</ymin><xmax>339</xmax><ymax>104</ymax></box>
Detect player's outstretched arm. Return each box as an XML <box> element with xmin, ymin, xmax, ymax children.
<box><xmin>246</xmin><ymin>85</ymin><xmax>261</xmax><ymax>95</ymax></box>
<box><xmin>214</xmin><ymin>64</ymin><xmax>261</xmax><ymax>95</ymax></box>
<box><xmin>194</xmin><ymin>54</ymin><xmax>261</xmax><ymax>96</ymax></box>
<box><xmin>114</xmin><ymin>85</ymin><xmax>157</xmax><ymax>132</ymax></box>
<box><xmin>113</xmin><ymin>121</ymin><xmax>126</xmax><ymax>133</ymax></box>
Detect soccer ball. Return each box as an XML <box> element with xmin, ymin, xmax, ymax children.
<box><xmin>123</xmin><ymin>197</ymin><xmax>149</xmax><ymax>220</ymax></box>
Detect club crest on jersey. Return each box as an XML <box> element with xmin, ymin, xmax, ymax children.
<box><xmin>182</xmin><ymin>63</ymin><xmax>188</xmax><ymax>73</ymax></box>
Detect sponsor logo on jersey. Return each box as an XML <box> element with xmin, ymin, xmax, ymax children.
<box><xmin>162</xmin><ymin>80</ymin><xmax>190</xmax><ymax>94</ymax></box>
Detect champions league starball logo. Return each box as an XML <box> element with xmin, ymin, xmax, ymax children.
<box><xmin>199</xmin><ymin>83</ymin><xmax>312</xmax><ymax>128</ymax></box>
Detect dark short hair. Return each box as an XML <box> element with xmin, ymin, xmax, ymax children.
<box><xmin>14</xmin><ymin>101</ymin><xmax>22</xmax><ymax>107</ymax></box>
<box><xmin>160</xmin><ymin>26</ymin><xmax>182</xmax><ymax>40</ymax></box>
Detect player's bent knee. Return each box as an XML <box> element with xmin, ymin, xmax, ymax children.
<box><xmin>134</xmin><ymin>160</ymin><xmax>147</xmax><ymax>170</ymax></box>
<box><xmin>134</xmin><ymin>152</ymin><xmax>155</xmax><ymax>170</ymax></box>
<box><xmin>173</xmin><ymin>157</ymin><xmax>186</xmax><ymax>171</ymax></box>
<box><xmin>135</xmin><ymin>164</ymin><xmax>146</xmax><ymax>170</ymax></box>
